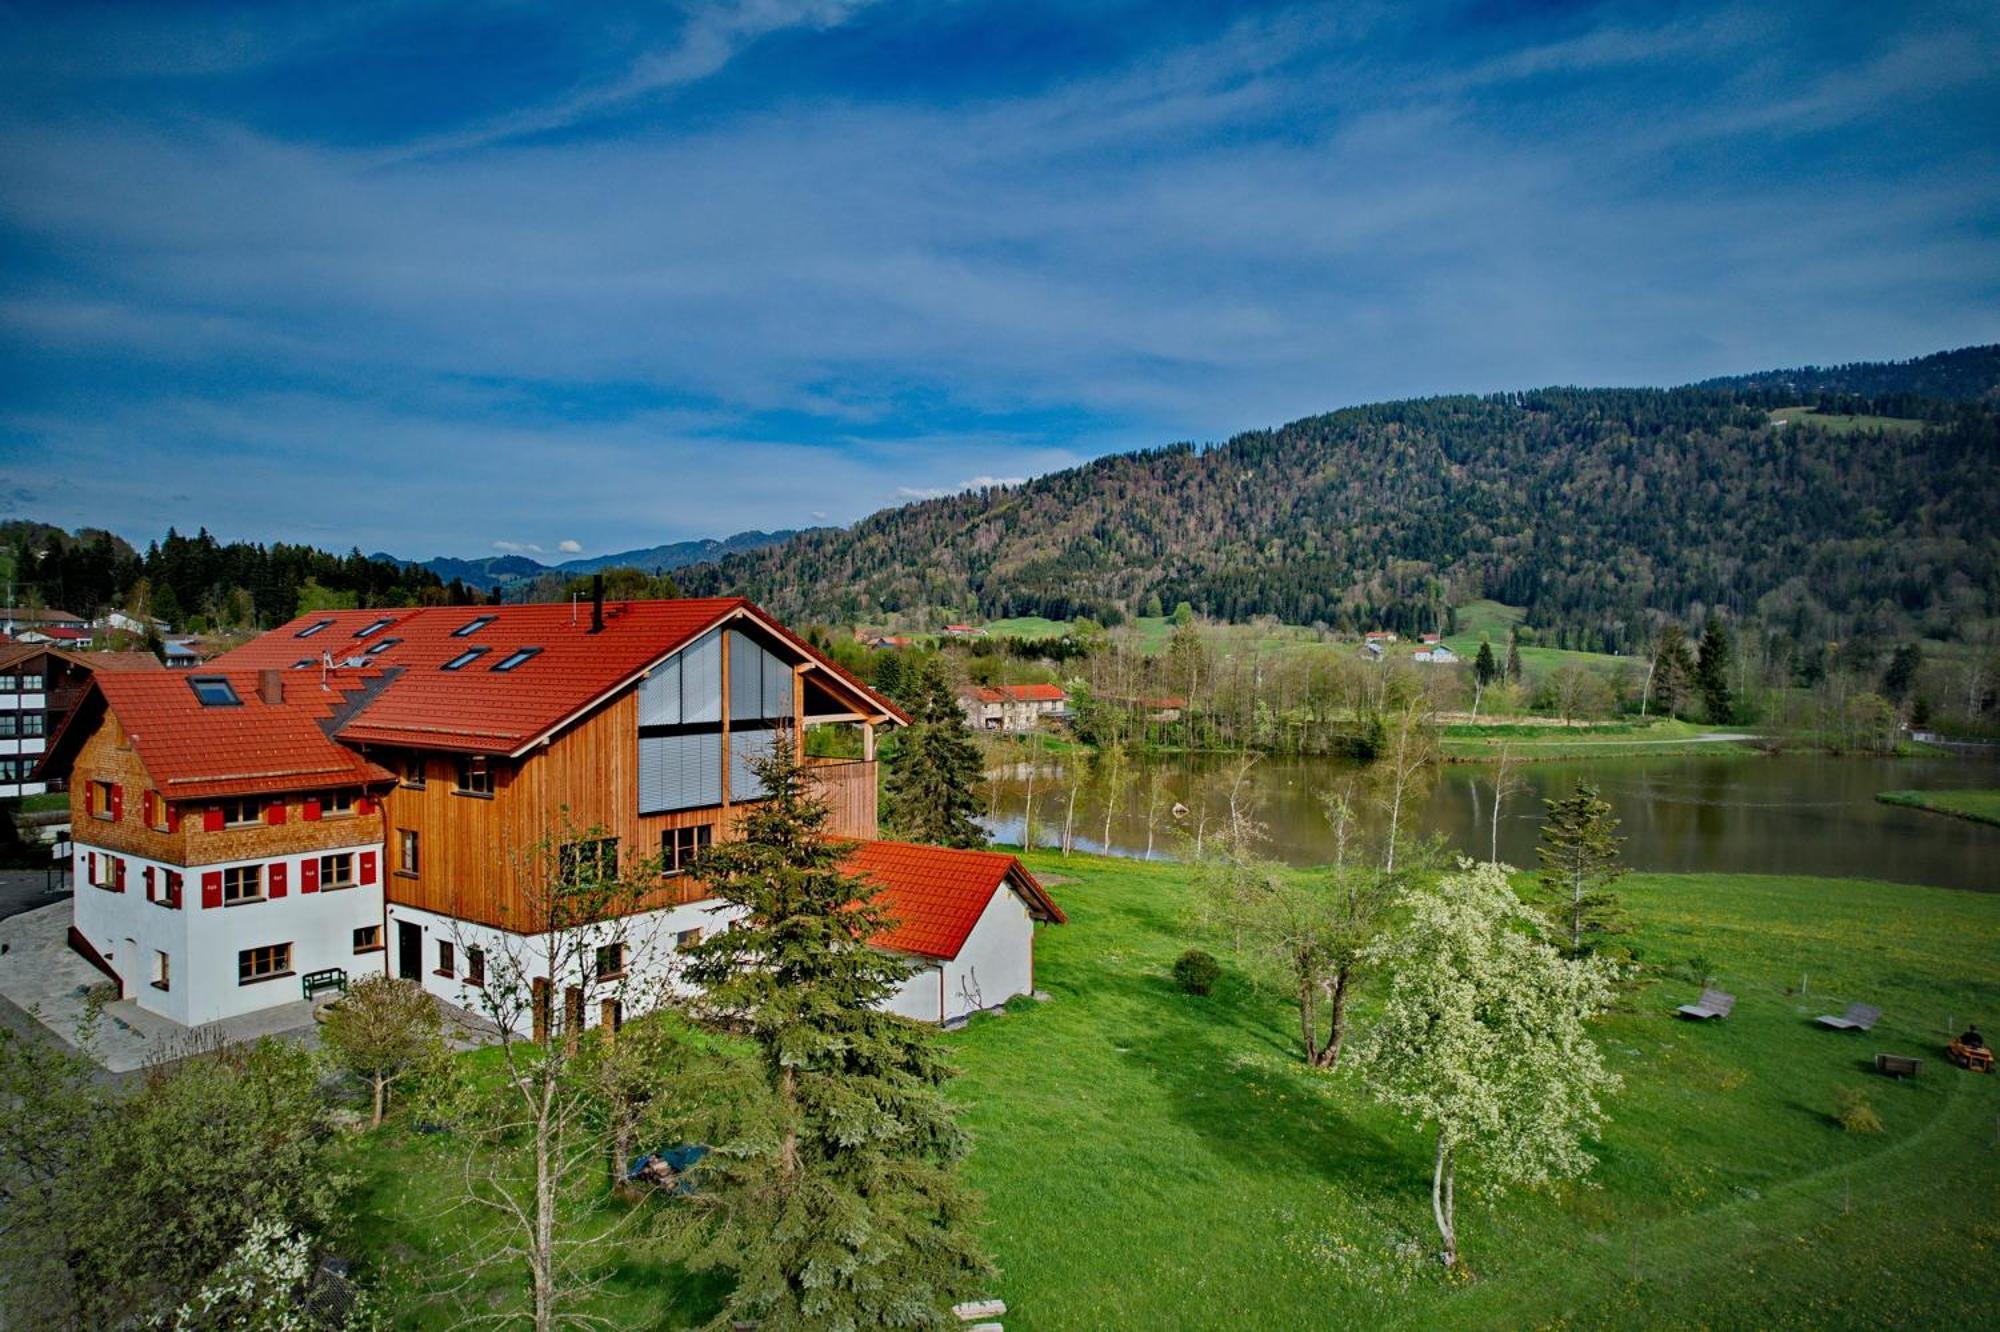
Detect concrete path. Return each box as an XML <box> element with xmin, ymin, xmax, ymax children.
<box><xmin>0</xmin><ymin>867</ymin><xmax>73</xmax><ymax>922</ymax></box>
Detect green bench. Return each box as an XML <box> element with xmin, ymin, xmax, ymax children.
<box><xmin>302</xmin><ymin>968</ymin><xmax>349</xmax><ymax>1001</ymax></box>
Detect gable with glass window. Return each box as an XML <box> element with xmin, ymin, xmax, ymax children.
<box><xmin>636</xmin><ymin>626</ymin><xmax>794</xmax><ymax>814</ymax></box>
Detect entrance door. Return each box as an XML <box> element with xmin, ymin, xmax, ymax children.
<box><xmin>397</xmin><ymin>921</ymin><xmax>422</xmax><ymax>981</ymax></box>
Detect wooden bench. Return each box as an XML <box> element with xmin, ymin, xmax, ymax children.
<box><xmin>302</xmin><ymin>968</ymin><xmax>349</xmax><ymax>1001</ymax></box>
<box><xmin>1874</xmin><ymin>1053</ymin><xmax>1922</xmax><ymax>1079</ymax></box>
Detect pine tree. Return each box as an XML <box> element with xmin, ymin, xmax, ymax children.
<box><xmin>1695</xmin><ymin>616</ymin><xmax>1733</xmax><ymax>724</ymax></box>
<box><xmin>883</xmin><ymin>659</ymin><xmax>989</xmax><ymax>848</ymax></box>
<box><xmin>1881</xmin><ymin>643</ymin><xmax>1922</xmax><ymax>703</ymax></box>
<box><xmin>1474</xmin><ymin>637</ymin><xmax>1499</xmax><ymax>686</ymax></box>
<box><xmin>873</xmin><ymin>650</ymin><xmax>907</xmax><ymax>701</ymax></box>
<box><xmin>1652</xmin><ymin>623</ymin><xmax>1696</xmax><ymax>717</ymax></box>
<box><xmin>683</xmin><ymin>739</ymin><xmax>992</xmax><ymax>1329</ymax></box>
<box><xmin>1504</xmin><ymin>632</ymin><xmax>1522</xmax><ymax>683</ymax></box>
<box><xmin>1535</xmin><ymin>782</ymin><xmax>1627</xmax><ymax>953</ymax></box>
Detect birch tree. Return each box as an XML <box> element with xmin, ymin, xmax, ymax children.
<box><xmin>1356</xmin><ymin>862</ymin><xmax>1620</xmax><ymax>1271</ymax></box>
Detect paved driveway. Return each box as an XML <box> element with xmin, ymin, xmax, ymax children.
<box><xmin>0</xmin><ymin>867</ymin><xmax>71</xmax><ymax>922</ymax></box>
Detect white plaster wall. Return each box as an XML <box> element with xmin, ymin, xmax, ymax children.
<box><xmin>939</xmin><ymin>886</ymin><xmax>1035</xmax><ymax>1021</ymax></box>
<box><xmin>72</xmin><ymin>841</ymin><xmax>384</xmax><ymax>1027</ymax></box>
<box><xmin>882</xmin><ymin>960</ymin><xmax>946</xmax><ymax>1022</ymax></box>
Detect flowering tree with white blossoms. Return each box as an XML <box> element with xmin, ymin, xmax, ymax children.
<box><xmin>1355</xmin><ymin>860</ymin><xmax>1621</xmax><ymax>1271</ymax></box>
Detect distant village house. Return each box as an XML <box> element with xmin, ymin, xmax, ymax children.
<box><xmin>957</xmin><ymin>683</ymin><xmax>1068</xmax><ymax>732</ymax></box>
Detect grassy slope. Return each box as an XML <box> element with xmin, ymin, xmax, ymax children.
<box><xmin>1440</xmin><ymin>717</ymin><xmax>1761</xmax><ymax>761</ymax></box>
<box><xmin>1877</xmin><ymin>789</ymin><xmax>2000</xmax><ymax>828</ymax></box>
<box><xmin>1767</xmin><ymin>407</ymin><xmax>1927</xmax><ymax>435</ymax></box>
<box><xmin>338</xmin><ymin>859</ymin><xmax>2000</xmax><ymax>1329</ymax></box>
<box><xmin>1445</xmin><ymin>599</ymin><xmax>1637</xmax><ymax>680</ymax></box>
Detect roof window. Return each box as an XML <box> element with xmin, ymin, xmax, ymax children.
<box><xmin>291</xmin><ymin>658</ymin><xmax>315</xmax><ymax>669</ymax></box>
<box><xmin>364</xmin><ymin>637</ymin><xmax>401</xmax><ymax>655</ymax></box>
<box><xmin>354</xmin><ymin>617</ymin><xmax>394</xmax><ymax>639</ymax></box>
<box><xmin>492</xmin><ymin>647</ymin><xmax>542</xmax><ymax>672</ymax></box>
<box><xmin>452</xmin><ymin>615</ymin><xmax>495</xmax><ymax>638</ymax></box>
<box><xmin>189</xmin><ymin>676</ymin><xmax>241</xmax><ymax>707</ymax></box>
<box><xmin>295</xmin><ymin>619</ymin><xmax>334</xmax><ymax>639</ymax></box>
<box><xmin>442</xmin><ymin>647</ymin><xmax>490</xmax><ymax>671</ymax></box>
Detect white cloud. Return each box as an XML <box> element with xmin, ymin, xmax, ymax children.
<box><xmin>491</xmin><ymin>539</ymin><xmax>544</xmax><ymax>554</ymax></box>
<box><xmin>896</xmin><ymin>475</ymin><xmax>1028</xmax><ymax>500</ymax></box>
<box><xmin>557</xmin><ymin>539</ymin><xmax>583</xmax><ymax>553</ymax></box>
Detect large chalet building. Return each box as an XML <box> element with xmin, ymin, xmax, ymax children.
<box><xmin>43</xmin><ymin>596</ymin><xmax>1061</xmax><ymax>1031</ymax></box>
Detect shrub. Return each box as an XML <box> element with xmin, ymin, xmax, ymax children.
<box><xmin>1835</xmin><ymin>1086</ymin><xmax>1884</xmax><ymax>1134</ymax></box>
<box><xmin>1172</xmin><ymin>949</ymin><xmax>1221</xmax><ymax>996</ymax></box>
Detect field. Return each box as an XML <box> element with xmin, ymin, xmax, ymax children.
<box><xmin>1440</xmin><ymin>716</ymin><xmax>1761</xmax><ymax>761</ymax></box>
<box><xmin>1443</xmin><ymin>599</ymin><xmax>1637</xmax><ymax>681</ymax></box>
<box><xmin>1767</xmin><ymin>407</ymin><xmax>1927</xmax><ymax>435</ymax></box>
<box><xmin>1877</xmin><ymin>788</ymin><xmax>2000</xmax><ymax>828</ymax></box>
<box><xmin>982</xmin><ymin>614</ymin><xmax>1325</xmax><ymax>657</ymax></box>
<box><xmin>340</xmin><ymin>855</ymin><xmax>2000</xmax><ymax>1329</ymax></box>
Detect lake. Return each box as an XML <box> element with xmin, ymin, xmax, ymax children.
<box><xmin>980</xmin><ymin>752</ymin><xmax>2000</xmax><ymax>892</ymax></box>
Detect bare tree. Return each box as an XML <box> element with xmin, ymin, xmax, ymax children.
<box><xmin>1374</xmin><ymin>699</ymin><xmax>1438</xmax><ymax>877</ymax></box>
<box><xmin>1490</xmin><ymin>744</ymin><xmax>1526</xmax><ymax>865</ymax></box>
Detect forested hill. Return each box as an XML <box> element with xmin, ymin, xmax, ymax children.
<box><xmin>678</xmin><ymin>346</ymin><xmax>2000</xmax><ymax>650</ymax></box>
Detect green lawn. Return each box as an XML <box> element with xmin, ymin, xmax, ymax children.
<box><xmin>1445</xmin><ymin>600</ymin><xmax>1637</xmax><ymax>681</ymax></box>
<box><xmin>1441</xmin><ymin>717</ymin><xmax>1761</xmax><ymax>761</ymax></box>
<box><xmin>1877</xmin><ymin>789</ymin><xmax>2000</xmax><ymax>828</ymax></box>
<box><xmin>339</xmin><ymin>858</ymin><xmax>2000</xmax><ymax>1328</ymax></box>
<box><xmin>1768</xmin><ymin>407</ymin><xmax>1926</xmax><ymax>435</ymax></box>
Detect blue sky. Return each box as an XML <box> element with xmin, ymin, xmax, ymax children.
<box><xmin>3</xmin><ymin>1</ymin><xmax>1996</xmax><ymax>561</ymax></box>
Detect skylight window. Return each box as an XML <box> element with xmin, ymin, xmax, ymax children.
<box><xmin>189</xmin><ymin>676</ymin><xmax>241</xmax><ymax>707</ymax></box>
<box><xmin>452</xmin><ymin>615</ymin><xmax>495</xmax><ymax>638</ymax></box>
<box><xmin>364</xmin><ymin>637</ymin><xmax>401</xmax><ymax>655</ymax></box>
<box><xmin>354</xmin><ymin>617</ymin><xmax>394</xmax><ymax>639</ymax></box>
<box><xmin>442</xmin><ymin>647</ymin><xmax>490</xmax><ymax>671</ymax></box>
<box><xmin>292</xmin><ymin>658</ymin><xmax>315</xmax><ymax>669</ymax></box>
<box><xmin>492</xmin><ymin>647</ymin><xmax>542</xmax><ymax>672</ymax></box>
<box><xmin>295</xmin><ymin>619</ymin><xmax>334</xmax><ymax>639</ymax></box>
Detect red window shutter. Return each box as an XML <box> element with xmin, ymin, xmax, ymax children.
<box><xmin>201</xmin><ymin>871</ymin><xmax>222</xmax><ymax>909</ymax></box>
<box><xmin>109</xmin><ymin>784</ymin><xmax>123</xmax><ymax>821</ymax></box>
<box><xmin>88</xmin><ymin>851</ymin><xmax>97</xmax><ymax>883</ymax></box>
<box><xmin>167</xmin><ymin>872</ymin><xmax>183</xmax><ymax>909</ymax></box>
<box><xmin>167</xmin><ymin>804</ymin><xmax>182</xmax><ymax>833</ymax></box>
<box><xmin>266</xmin><ymin>801</ymin><xmax>287</xmax><ymax>826</ymax></box>
<box><xmin>269</xmin><ymin>862</ymin><xmax>288</xmax><ymax>899</ymax></box>
<box><xmin>301</xmin><ymin>857</ymin><xmax>320</xmax><ymax>893</ymax></box>
<box><xmin>359</xmin><ymin>850</ymin><xmax>378</xmax><ymax>886</ymax></box>
<box><xmin>356</xmin><ymin>796</ymin><xmax>376</xmax><ymax>816</ymax></box>
<box><xmin>144</xmin><ymin>865</ymin><xmax>155</xmax><ymax>901</ymax></box>
<box><xmin>114</xmin><ymin>858</ymin><xmax>126</xmax><ymax>892</ymax></box>
<box><xmin>303</xmin><ymin>798</ymin><xmax>321</xmax><ymax>822</ymax></box>
<box><xmin>203</xmin><ymin>807</ymin><xmax>224</xmax><ymax>833</ymax></box>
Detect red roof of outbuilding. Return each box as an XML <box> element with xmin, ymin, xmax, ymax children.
<box><xmin>843</xmin><ymin>840</ymin><xmax>1065</xmax><ymax>961</ymax></box>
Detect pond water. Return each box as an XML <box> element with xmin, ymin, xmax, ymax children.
<box><xmin>980</xmin><ymin>752</ymin><xmax>2000</xmax><ymax>892</ymax></box>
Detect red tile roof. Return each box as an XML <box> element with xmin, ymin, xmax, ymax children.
<box><xmin>210</xmin><ymin>598</ymin><xmax>905</xmax><ymax>754</ymax></box>
<box><xmin>959</xmin><ymin>683</ymin><xmax>1066</xmax><ymax>704</ymax></box>
<box><xmin>84</xmin><ymin>651</ymin><xmax>167</xmax><ymax>672</ymax></box>
<box><xmin>49</xmin><ymin>669</ymin><xmax>392</xmax><ymax>801</ymax></box>
<box><xmin>844</xmin><ymin>840</ymin><xmax>1065</xmax><ymax>961</ymax></box>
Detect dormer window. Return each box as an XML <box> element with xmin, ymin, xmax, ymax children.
<box><xmin>354</xmin><ymin>617</ymin><xmax>394</xmax><ymax>639</ymax></box>
<box><xmin>452</xmin><ymin>615</ymin><xmax>495</xmax><ymax>638</ymax></box>
<box><xmin>492</xmin><ymin>647</ymin><xmax>541</xmax><ymax>672</ymax></box>
<box><xmin>189</xmin><ymin>676</ymin><xmax>241</xmax><ymax>707</ymax></box>
<box><xmin>442</xmin><ymin>647</ymin><xmax>489</xmax><ymax>671</ymax></box>
<box><xmin>295</xmin><ymin>620</ymin><xmax>334</xmax><ymax>639</ymax></box>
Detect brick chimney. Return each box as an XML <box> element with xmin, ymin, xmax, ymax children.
<box><xmin>590</xmin><ymin>573</ymin><xmax>605</xmax><ymax>634</ymax></box>
<box><xmin>258</xmin><ymin>668</ymin><xmax>284</xmax><ymax>705</ymax></box>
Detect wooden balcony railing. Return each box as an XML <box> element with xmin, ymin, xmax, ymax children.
<box><xmin>805</xmin><ymin>758</ymin><xmax>878</xmax><ymax>841</ymax></box>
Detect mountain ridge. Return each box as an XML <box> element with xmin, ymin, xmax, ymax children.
<box><xmin>375</xmin><ymin>529</ymin><xmax>796</xmax><ymax>592</ymax></box>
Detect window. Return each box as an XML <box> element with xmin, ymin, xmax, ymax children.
<box><xmin>0</xmin><ymin>759</ymin><xmax>18</xmax><ymax>782</ymax></box>
<box><xmin>90</xmin><ymin>779</ymin><xmax>115</xmax><ymax>821</ymax></box>
<box><xmin>221</xmin><ymin>797</ymin><xmax>261</xmax><ymax>828</ymax></box>
<box><xmin>364</xmin><ymin>636</ymin><xmax>401</xmax><ymax>655</ymax></box>
<box><xmin>188</xmin><ymin>675</ymin><xmax>241</xmax><ymax>706</ymax></box>
<box><xmin>91</xmin><ymin>853</ymin><xmax>121</xmax><ymax>890</ymax></box>
<box><xmin>492</xmin><ymin>647</ymin><xmax>541</xmax><ymax>672</ymax></box>
<box><xmin>22</xmin><ymin>712</ymin><xmax>45</xmax><ymax>736</ymax></box>
<box><xmin>292</xmin><ymin>657</ymin><xmax>316</xmax><ymax>669</ymax></box>
<box><xmin>320</xmin><ymin>853</ymin><xmax>355</xmax><ymax>890</ymax></box>
<box><xmin>354</xmin><ymin>924</ymin><xmax>382</xmax><ymax>953</ymax></box>
<box><xmin>295</xmin><ymin>619</ymin><xmax>334</xmax><ymax>638</ymax></box>
<box><xmin>399</xmin><ymin>753</ymin><xmax>427</xmax><ymax>787</ymax></box>
<box><xmin>237</xmin><ymin>943</ymin><xmax>292</xmax><ymax>984</ymax></box>
<box><xmin>19</xmin><ymin>673</ymin><xmax>42</xmax><ymax>692</ymax></box>
<box><xmin>661</xmin><ymin>824</ymin><xmax>712</xmax><ymax>876</ymax></box>
<box><xmin>675</xmin><ymin>927</ymin><xmax>703</xmax><ymax>950</ymax></box>
<box><xmin>436</xmin><ymin>940</ymin><xmax>455</xmax><ymax>977</ymax></box>
<box><xmin>145</xmin><ymin>790</ymin><xmax>171</xmax><ymax>831</ymax></box>
<box><xmin>354</xmin><ymin>617</ymin><xmax>394</xmax><ymax>639</ymax></box>
<box><xmin>594</xmin><ymin>942</ymin><xmax>626</xmax><ymax>981</ymax></box>
<box><xmin>152</xmin><ymin>950</ymin><xmax>170</xmax><ymax>992</ymax></box>
<box><xmin>222</xmin><ymin>864</ymin><xmax>263</xmax><ymax>905</ymax></box>
<box><xmin>321</xmin><ymin>789</ymin><xmax>357</xmax><ymax>817</ymax></box>
<box><xmin>466</xmin><ymin>946</ymin><xmax>485</xmax><ymax>986</ymax></box>
<box><xmin>452</xmin><ymin>615</ymin><xmax>495</xmax><ymax>637</ymax></box>
<box><xmin>442</xmin><ymin>647</ymin><xmax>489</xmax><ymax>671</ymax></box>
<box><xmin>454</xmin><ymin>757</ymin><xmax>494</xmax><ymax>796</ymax></box>
<box><xmin>559</xmin><ymin>837</ymin><xmax>619</xmax><ymax>885</ymax></box>
<box><xmin>398</xmin><ymin>829</ymin><xmax>420</xmax><ymax>876</ymax></box>
<box><xmin>162</xmin><ymin>870</ymin><xmax>183</xmax><ymax>908</ymax></box>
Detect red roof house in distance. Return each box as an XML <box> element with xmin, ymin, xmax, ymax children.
<box><xmin>845</xmin><ymin>841</ymin><xmax>1065</xmax><ymax>1024</ymax></box>
<box><xmin>955</xmin><ymin>682</ymin><xmax>1069</xmax><ymax>732</ymax></box>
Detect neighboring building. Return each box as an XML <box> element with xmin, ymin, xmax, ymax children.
<box><xmin>0</xmin><ymin>644</ymin><xmax>161</xmax><ymax>799</ymax></box>
<box><xmin>162</xmin><ymin>640</ymin><xmax>203</xmax><ymax>668</ymax></box>
<box><xmin>957</xmin><ymin>683</ymin><xmax>1068</xmax><ymax>732</ymax></box>
<box><xmin>849</xmin><ymin>840</ymin><xmax>1064</xmax><ymax>1024</ymax></box>
<box><xmin>1360</xmin><ymin>641</ymin><xmax>1385</xmax><ymax>660</ymax></box>
<box><xmin>44</xmin><ymin>598</ymin><xmax>1060</xmax><ymax>1032</ymax></box>
<box><xmin>93</xmin><ymin>610</ymin><xmax>173</xmax><ymax>636</ymax></box>
<box><xmin>0</xmin><ymin>607</ymin><xmax>86</xmax><ymax>636</ymax></box>
<box><xmin>1413</xmin><ymin>645</ymin><xmax>1459</xmax><ymax>664</ymax></box>
<box><xmin>863</xmin><ymin>634</ymin><xmax>914</xmax><ymax>651</ymax></box>
<box><xmin>1419</xmin><ymin>633</ymin><xmax>1442</xmax><ymax>645</ymax></box>
<box><xmin>943</xmin><ymin>624</ymin><xmax>986</xmax><ymax>638</ymax></box>
<box><xmin>1364</xmin><ymin>630</ymin><xmax>1399</xmax><ymax>644</ymax></box>
<box><xmin>15</xmin><ymin>624</ymin><xmax>93</xmax><ymax>649</ymax></box>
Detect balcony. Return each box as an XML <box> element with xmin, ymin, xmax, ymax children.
<box><xmin>805</xmin><ymin>758</ymin><xmax>878</xmax><ymax>840</ymax></box>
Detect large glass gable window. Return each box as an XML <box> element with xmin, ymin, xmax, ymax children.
<box><xmin>636</xmin><ymin>627</ymin><xmax>793</xmax><ymax>813</ymax></box>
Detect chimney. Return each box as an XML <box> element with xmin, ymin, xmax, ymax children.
<box><xmin>589</xmin><ymin>573</ymin><xmax>605</xmax><ymax>634</ymax></box>
<box><xmin>258</xmin><ymin>668</ymin><xmax>284</xmax><ymax>706</ymax></box>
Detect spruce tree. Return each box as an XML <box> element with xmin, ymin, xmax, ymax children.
<box><xmin>683</xmin><ymin>739</ymin><xmax>992</xmax><ymax>1329</ymax></box>
<box><xmin>1695</xmin><ymin>616</ymin><xmax>1733</xmax><ymax>724</ymax></box>
<box><xmin>1651</xmin><ymin>623</ymin><xmax>1696</xmax><ymax>717</ymax></box>
<box><xmin>1505</xmin><ymin>632</ymin><xmax>1523</xmax><ymax>683</ymax></box>
<box><xmin>883</xmin><ymin>659</ymin><xmax>989</xmax><ymax>848</ymax></box>
<box><xmin>1474</xmin><ymin>637</ymin><xmax>1499</xmax><ymax>687</ymax></box>
<box><xmin>1881</xmin><ymin>643</ymin><xmax>1922</xmax><ymax>703</ymax></box>
<box><xmin>1535</xmin><ymin>782</ymin><xmax>1627</xmax><ymax>953</ymax></box>
<box><xmin>873</xmin><ymin>650</ymin><xmax>906</xmax><ymax>701</ymax></box>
